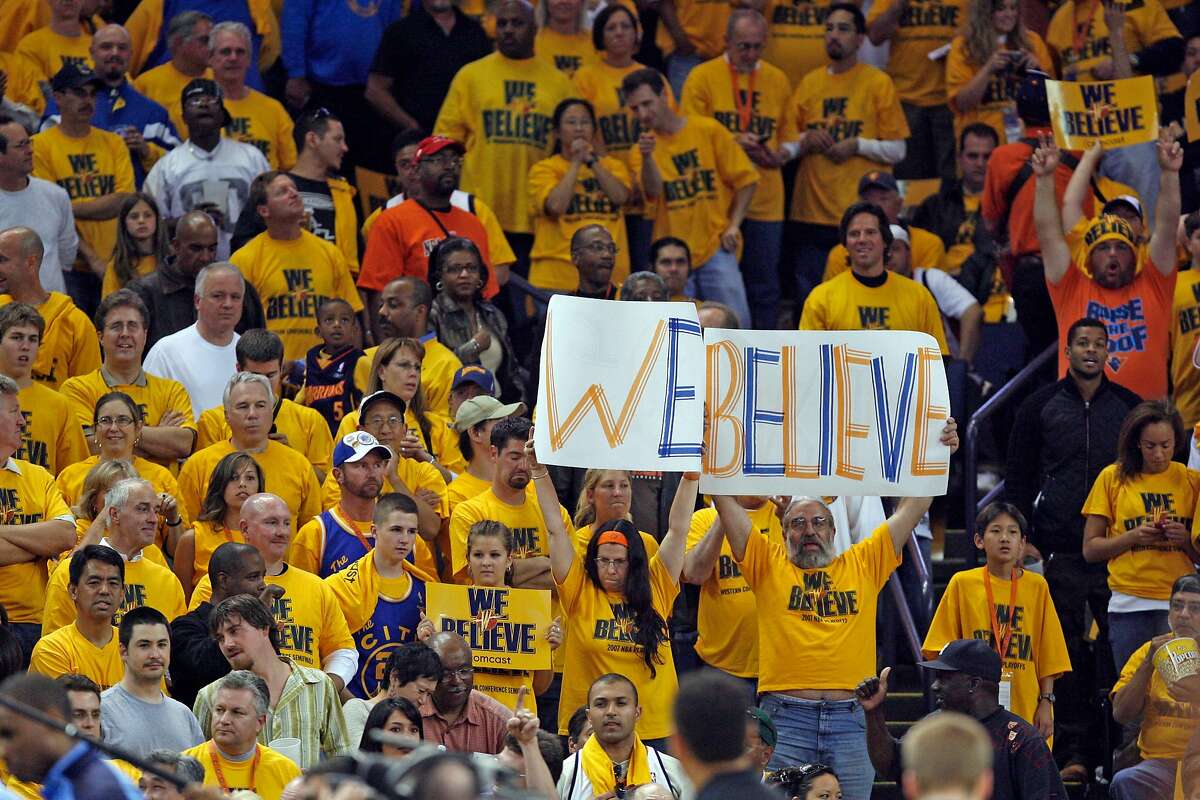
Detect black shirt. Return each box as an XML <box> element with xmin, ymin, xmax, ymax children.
<box><xmin>370</xmin><ymin>8</ymin><xmax>492</xmax><ymax>133</ymax></box>
<box><xmin>230</xmin><ymin>174</ymin><xmax>342</xmax><ymax>253</ymax></box>
<box><xmin>127</xmin><ymin>258</ymin><xmax>266</xmax><ymax>350</ymax></box>
<box><xmin>168</xmin><ymin>601</ymin><xmax>232</xmax><ymax>710</ymax></box>
<box><xmin>697</xmin><ymin>770</ymin><xmax>779</xmax><ymax>800</ymax></box>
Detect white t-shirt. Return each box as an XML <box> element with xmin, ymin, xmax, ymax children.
<box><xmin>143</xmin><ymin>138</ymin><xmax>270</xmax><ymax>259</ymax></box>
<box><xmin>142</xmin><ymin>322</ymin><xmax>237</xmax><ymax>416</ymax></box>
<box><xmin>913</xmin><ymin>267</ymin><xmax>979</xmax><ymax>359</ymax></box>
<box><xmin>0</xmin><ymin>177</ymin><xmax>77</xmax><ymax>292</ymax></box>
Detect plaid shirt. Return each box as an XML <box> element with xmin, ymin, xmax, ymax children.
<box><xmin>193</xmin><ymin>658</ymin><xmax>349</xmax><ymax>769</ymax></box>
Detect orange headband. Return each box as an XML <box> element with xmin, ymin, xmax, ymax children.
<box><xmin>597</xmin><ymin>530</ymin><xmax>628</xmax><ymax>548</ymax></box>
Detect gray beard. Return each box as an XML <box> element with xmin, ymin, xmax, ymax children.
<box><xmin>789</xmin><ymin>542</ymin><xmax>835</xmax><ymax>569</ymax></box>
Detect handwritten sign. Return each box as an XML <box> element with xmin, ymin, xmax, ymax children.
<box><xmin>533</xmin><ymin>295</ymin><xmax>705</xmax><ymax>471</ymax></box>
<box><xmin>427</xmin><ymin>585</ymin><xmax>552</xmax><ymax>671</ymax></box>
<box><xmin>1046</xmin><ymin>76</ymin><xmax>1157</xmax><ymax>150</ymax></box>
<box><xmin>534</xmin><ymin>298</ymin><xmax>952</xmax><ymax>495</ymax></box>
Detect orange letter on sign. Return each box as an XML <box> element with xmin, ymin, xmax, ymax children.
<box><xmin>910</xmin><ymin>346</ymin><xmax>949</xmax><ymax>477</ymax></box>
<box><xmin>704</xmin><ymin>340</ymin><xmax>744</xmax><ymax>477</ymax></box>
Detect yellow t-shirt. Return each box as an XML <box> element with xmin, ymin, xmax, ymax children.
<box><xmin>230</xmin><ymin>230</ymin><xmax>362</xmax><ymax>363</ymax></box>
<box><xmin>435</xmin><ymin>52</ymin><xmax>574</xmax><ymax>234</ymax></box>
<box><xmin>687</xmin><ymin>503</ymin><xmax>783</xmax><ymax>678</ymax></box>
<box><xmin>945</xmin><ymin>33</ymin><xmax>1054</xmax><ymax>140</ymax></box>
<box><xmin>223</xmin><ymin>90</ymin><xmax>298</xmax><ymax>170</ymax></box>
<box><xmin>447</xmin><ymin>470</ymin><xmax>492</xmax><ymax>517</ymax></box>
<box><xmin>15</xmin><ymin>26</ymin><xmax>91</xmax><ymax>82</ymax></box>
<box><xmin>474</xmin><ymin>666</ymin><xmax>534</xmax><ymax>712</ymax></box>
<box><xmin>628</xmin><ymin>115</ymin><xmax>759</xmax><ymax>267</ymax></box>
<box><xmin>527</xmin><ymin>154</ymin><xmax>632</xmax><ymax>291</ymax></box>
<box><xmin>1082</xmin><ymin>462</ymin><xmax>1200</xmax><ymax>600</ymax></box>
<box><xmin>1113</xmin><ymin>640</ymin><xmax>1200</xmax><ymax>759</ymax></box>
<box><xmin>0</xmin><ymin>458</ymin><xmax>73</xmax><ymax>623</ymax></box>
<box><xmin>448</xmin><ymin>487</ymin><xmax>574</xmax><ymax>581</ymax></box>
<box><xmin>32</xmin><ymin>125</ymin><xmax>135</xmax><ymax>271</ymax></box>
<box><xmin>866</xmin><ymin>0</ymin><xmax>967</xmax><ymax>106</ymax></box>
<box><xmin>764</xmin><ymin>0</ymin><xmax>836</xmax><ymax>83</ymax></box>
<box><xmin>131</xmin><ymin>63</ymin><xmax>214</xmax><ymax>138</ymax></box>
<box><xmin>16</xmin><ymin>381</ymin><xmax>87</xmax><ymax>475</ymax></box>
<box><xmin>194</xmin><ymin>398</ymin><xmax>333</xmax><ymax>477</ymax></box>
<box><xmin>177</xmin><ymin>440</ymin><xmax>322</xmax><ymax>533</ymax></box>
<box><xmin>41</xmin><ymin>552</ymin><xmax>186</xmax><ymax>634</ymax></box>
<box><xmin>824</xmin><ymin>225</ymin><xmax>949</xmax><ymax>279</ymax></box>
<box><xmin>680</xmin><ymin>56</ymin><xmax>794</xmax><ymax>223</ymax></box>
<box><xmin>788</xmin><ymin>63</ymin><xmax>910</xmax><ymax>226</ymax></box>
<box><xmin>182</xmin><ymin>742</ymin><xmax>301</xmax><ymax>797</ymax></box>
<box><xmin>1171</xmin><ymin>268</ymin><xmax>1200</xmax><ymax>428</ymax></box>
<box><xmin>0</xmin><ymin>292</ymin><xmax>101</xmax><ymax>390</ymax></box>
<box><xmin>29</xmin><ymin>623</ymin><xmax>123</xmax><ymax>688</ymax></box>
<box><xmin>556</xmin><ymin>555</ymin><xmax>679</xmax><ymax>738</ymax></box>
<box><xmin>188</xmin><ymin>519</ymin><xmax>243</xmax><ymax>588</ymax></box>
<box><xmin>799</xmin><ymin>269</ymin><xmax>951</xmax><ymax>353</ymax></box>
<box><xmin>334</xmin><ymin>407</ymin><xmax>467</xmax><ymax>477</ymax></box>
<box><xmin>536</xmin><ymin>27</ymin><xmax>600</xmax><ymax>78</ymax></box>
<box><xmin>60</xmin><ymin>367</ymin><xmax>196</xmax><ymax>433</ymax></box>
<box><xmin>101</xmin><ymin>254</ymin><xmax>157</xmax><ymax>299</ymax></box>
<box><xmin>1046</xmin><ymin>0</ymin><xmax>1180</xmax><ymax>80</ymax></box>
<box><xmin>355</xmin><ymin>336</ymin><xmax>463</xmax><ymax>419</ymax></box>
<box><xmin>189</xmin><ymin>563</ymin><xmax>355</xmax><ymax>669</ymax></box>
<box><xmin>924</xmin><ymin>566</ymin><xmax>1072</xmax><ymax>727</ymax></box>
<box><xmin>0</xmin><ymin>51</ymin><xmax>45</xmax><ymax>115</ymax></box>
<box><xmin>739</xmin><ymin>522</ymin><xmax>901</xmax><ymax>692</ymax></box>
<box><xmin>654</xmin><ymin>0</ymin><xmax>731</xmax><ymax>59</ymax></box>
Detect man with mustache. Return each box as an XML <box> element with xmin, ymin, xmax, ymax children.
<box><xmin>715</xmin><ymin>419</ymin><xmax>958</xmax><ymax>800</ymax></box>
<box><xmin>100</xmin><ymin>605</ymin><xmax>204</xmax><ymax>759</ymax></box>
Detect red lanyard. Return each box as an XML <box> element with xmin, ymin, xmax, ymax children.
<box><xmin>983</xmin><ymin>568</ymin><xmax>1019</xmax><ymax>661</ymax></box>
<box><xmin>332</xmin><ymin>506</ymin><xmax>374</xmax><ymax>553</ymax></box>
<box><xmin>728</xmin><ymin>61</ymin><xmax>757</xmax><ymax>134</ymax></box>
<box><xmin>209</xmin><ymin>742</ymin><xmax>260</xmax><ymax>793</ymax></box>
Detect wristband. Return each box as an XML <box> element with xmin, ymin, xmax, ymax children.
<box><xmin>165</xmin><ymin>517</ymin><xmax>182</xmax><ymax>527</ymax></box>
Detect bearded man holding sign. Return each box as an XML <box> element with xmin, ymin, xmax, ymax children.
<box><xmin>710</xmin><ymin>418</ymin><xmax>958</xmax><ymax>800</ymax></box>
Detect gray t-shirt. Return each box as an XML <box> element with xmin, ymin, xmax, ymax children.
<box><xmin>101</xmin><ymin>683</ymin><xmax>204</xmax><ymax>760</ymax></box>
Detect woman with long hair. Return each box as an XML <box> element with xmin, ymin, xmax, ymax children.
<box><xmin>535</xmin><ymin>0</ymin><xmax>597</xmax><ymax>78</ymax></box>
<box><xmin>65</xmin><ymin>459</ymin><xmax>146</xmax><ymax>564</ymax></box>
<box><xmin>1083</xmin><ymin>400</ymin><xmax>1200</xmax><ymax>672</ymax></box>
<box><xmin>572</xmin><ymin>469</ymin><xmax>658</xmax><ymax>556</ymax></box>
<box><xmin>945</xmin><ymin>0</ymin><xmax>1053</xmax><ymax>141</ymax></box>
<box><xmin>428</xmin><ymin>237</ymin><xmax>526</xmax><ymax>406</ymax></box>
<box><xmin>528</xmin><ymin>98</ymin><xmax>631</xmax><ymax>293</ymax></box>
<box><xmin>104</xmin><ymin>193</ymin><xmax>169</xmax><ymax>297</ymax></box>
<box><xmin>358</xmin><ymin>697</ymin><xmax>424</xmax><ymax>758</ymax></box>
<box><xmin>529</xmin><ymin>430</ymin><xmax>696</xmax><ymax>749</ymax></box>
<box><xmin>172</xmin><ymin>452</ymin><xmax>264</xmax><ymax>595</ymax></box>
<box><xmin>55</xmin><ymin>392</ymin><xmax>186</xmax><ymax>558</ymax></box>
<box><xmin>573</xmin><ymin>4</ymin><xmax>670</xmax><ymax>262</ymax></box>
<box><xmin>417</xmin><ymin>520</ymin><xmax>562</xmax><ymax>709</ymax></box>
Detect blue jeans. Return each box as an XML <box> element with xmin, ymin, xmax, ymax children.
<box><xmin>741</xmin><ymin>219</ymin><xmax>782</xmax><ymax>329</ymax></box>
<box><xmin>788</xmin><ymin>222</ymin><xmax>840</xmax><ymax>317</ymax></box>
<box><xmin>666</xmin><ymin>53</ymin><xmax>704</xmax><ymax>100</ymax></box>
<box><xmin>1110</xmin><ymin>757</ymin><xmax>1177</xmax><ymax>800</ymax></box>
<box><xmin>1108</xmin><ymin>609</ymin><xmax>1169</xmax><ymax>673</ymax></box>
<box><xmin>9</xmin><ymin>622</ymin><xmax>40</xmax><ymax>668</ymax></box>
<box><xmin>626</xmin><ymin>215</ymin><xmax>655</xmax><ymax>274</ymax></box>
<box><xmin>686</xmin><ymin>247</ymin><xmax>750</xmax><ymax>328</ymax></box>
<box><xmin>760</xmin><ymin>693</ymin><xmax>874</xmax><ymax>800</ymax></box>
<box><xmin>1099</xmin><ymin>141</ymin><xmax>1160</xmax><ymax>227</ymax></box>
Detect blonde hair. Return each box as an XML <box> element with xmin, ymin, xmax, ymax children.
<box><xmin>901</xmin><ymin>713</ymin><xmax>992</xmax><ymax>796</ymax></box>
<box><xmin>962</xmin><ymin>0</ymin><xmax>1032</xmax><ymax>67</ymax></box>
<box><xmin>73</xmin><ymin>459</ymin><xmax>138</xmax><ymax>521</ymax></box>
<box><xmin>572</xmin><ymin>468</ymin><xmax>632</xmax><ymax>528</ymax></box>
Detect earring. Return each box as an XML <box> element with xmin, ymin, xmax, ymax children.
<box><xmin>435</xmin><ymin>281</ymin><xmax>444</xmax><ymax>292</ymax></box>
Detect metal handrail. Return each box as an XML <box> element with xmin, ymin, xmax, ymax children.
<box><xmin>962</xmin><ymin>343</ymin><xmax>1057</xmax><ymax>563</ymax></box>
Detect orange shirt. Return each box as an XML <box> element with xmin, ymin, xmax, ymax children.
<box><xmin>1047</xmin><ymin>258</ymin><xmax>1175</xmax><ymax>399</ymax></box>
<box><xmin>357</xmin><ymin>200</ymin><xmax>497</xmax><ymax>297</ymax></box>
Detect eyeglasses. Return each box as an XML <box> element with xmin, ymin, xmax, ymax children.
<box><xmin>183</xmin><ymin>95</ymin><xmax>220</xmax><ymax>108</ymax></box>
<box><xmin>302</xmin><ymin>106</ymin><xmax>333</xmax><ymax>123</ymax></box>
<box><xmin>784</xmin><ymin>515</ymin><xmax>828</xmax><ymax>531</ymax></box>
<box><xmin>578</xmin><ymin>241</ymin><xmax>619</xmax><ymax>255</ymax></box>
<box><xmin>365</xmin><ymin>414</ymin><xmax>404</xmax><ymax>428</ymax></box>
<box><xmin>1170</xmin><ymin>600</ymin><xmax>1200</xmax><ymax>614</ymax></box>
<box><xmin>444</xmin><ymin>666</ymin><xmax>474</xmax><ymax>681</ymax></box>
<box><xmin>732</xmin><ymin>41</ymin><xmax>765</xmax><ymax>52</ymax></box>
<box><xmin>595</xmin><ymin>557</ymin><xmax>628</xmax><ymax>571</ymax></box>
<box><xmin>389</xmin><ymin>360</ymin><xmax>421</xmax><ymax>373</ymax></box>
<box><xmin>442</xmin><ymin>263</ymin><xmax>480</xmax><ymax>275</ymax></box>
<box><xmin>96</xmin><ymin>415</ymin><xmax>136</xmax><ymax>428</ymax></box>
<box><xmin>423</xmin><ymin>154</ymin><xmax>463</xmax><ymax>168</ymax></box>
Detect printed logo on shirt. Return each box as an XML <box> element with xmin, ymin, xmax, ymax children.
<box><xmin>857</xmin><ymin>306</ymin><xmax>891</xmax><ymax>328</ymax></box>
<box><xmin>266</xmin><ymin>268</ymin><xmax>335</xmax><ymax>322</ymax></box>
<box><xmin>15</xmin><ymin>411</ymin><xmax>47</xmax><ymax>468</ymax></box>
<box><xmin>356</xmin><ymin>621</ymin><xmax>416</xmax><ymax>693</ymax></box>
<box><xmin>566</xmin><ymin>177</ymin><xmax>621</xmax><ymax>219</ymax></box>
<box><xmin>509</xmin><ymin>527</ymin><xmax>543</xmax><ymax>559</ymax></box>
<box><xmin>599</xmin><ymin>90</ymin><xmax>643</xmax><ymax>152</ymax></box>
<box><xmin>594</xmin><ymin>600</ymin><xmax>639</xmax><ymax>651</ymax></box>
<box><xmin>899</xmin><ymin>0</ymin><xmax>960</xmax><ymax>28</ymax></box>
<box><xmin>714</xmin><ymin>93</ymin><xmax>778</xmax><ymax>139</ymax></box>
<box><xmin>1084</xmin><ymin>298</ymin><xmax>1148</xmax><ymax>372</ymax></box>
<box><xmin>553</xmin><ymin>55</ymin><xmax>583</xmax><ymax>74</ymax></box>
<box><xmin>225</xmin><ymin>119</ymin><xmax>271</xmax><ymax>160</ymax></box>
<box><xmin>970</xmin><ymin>605</ymin><xmax>1033</xmax><ymax>663</ymax></box>
<box><xmin>0</xmin><ymin>488</ymin><xmax>43</xmax><ymax>524</ymax></box>
<box><xmin>273</xmin><ymin>596</ymin><xmax>316</xmax><ymax>661</ymax></box>
<box><xmin>61</xmin><ymin>55</ymin><xmax>89</xmax><ymax>70</ymax></box>
<box><xmin>786</xmin><ymin>570</ymin><xmax>860</xmax><ymax>619</ymax></box>
<box><xmin>58</xmin><ymin>153</ymin><xmax>117</xmax><ymax>199</ymax></box>
<box><xmin>813</xmin><ymin>97</ymin><xmax>863</xmax><ymax>141</ymax></box>
<box><xmin>662</xmin><ymin>148</ymin><xmax>718</xmax><ymax>206</ymax></box>
<box><xmin>482</xmin><ymin>82</ymin><xmax>554</xmax><ymax>148</ymax></box>
<box><xmin>1124</xmin><ymin>492</ymin><xmax>1193</xmax><ymax>552</ymax></box>
<box><xmin>771</xmin><ymin>1</ymin><xmax>832</xmax><ymax>27</ymax></box>
<box><xmin>31</xmin><ymin>356</ymin><xmax>61</xmax><ymax>385</ymax></box>
<box><xmin>1177</xmin><ymin>282</ymin><xmax>1200</xmax><ymax>336</ymax></box>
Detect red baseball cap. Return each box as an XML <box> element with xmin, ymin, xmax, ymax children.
<box><xmin>415</xmin><ymin>135</ymin><xmax>466</xmax><ymax>162</ymax></box>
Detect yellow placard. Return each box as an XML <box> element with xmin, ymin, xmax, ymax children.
<box><xmin>1185</xmin><ymin>73</ymin><xmax>1200</xmax><ymax>144</ymax></box>
<box><xmin>426</xmin><ymin>584</ymin><xmax>552</xmax><ymax>672</ymax></box>
<box><xmin>1046</xmin><ymin>76</ymin><xmax>1158</xmax><ymax>150</ymax></box>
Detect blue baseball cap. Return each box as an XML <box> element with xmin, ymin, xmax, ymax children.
<box><xmin>451</xmin><ymin>365</ymin><xmax>495</xmax><ymax>395</ymax></box>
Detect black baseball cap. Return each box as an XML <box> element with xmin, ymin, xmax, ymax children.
<box><xmin>181</xmin><ymin>78</ymin><xmax>232</xmax><ymax>126</ymax></box>
<box><xmin>858</xmin><ymin>170</ymin><xmax>899</xmax><ymax>196</ymax></box>
<box><xmin>51</xmin><ymin>63</ymin><xmax>103</xmax><ymax>93</ymax></box>
<box><xmin>918</xmin><ymin>639</ymin><xmax>1002</xmax><ymax>683</ymax></box>
<box><xmin>359</xmin><ymin>390</ymin><xmax>407</xmax><ymax>422</ymax></box>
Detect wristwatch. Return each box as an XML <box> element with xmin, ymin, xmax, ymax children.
<box><xmin>1037</xmin><ymin>693</ymin><xmax>1056</xmax><ymax>704</ymax></box>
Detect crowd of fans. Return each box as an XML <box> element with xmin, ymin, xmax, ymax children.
<box><xmin>0</xmin><ymin>0</ymin><xmax>1196</xmax><ymax>797</ymax></box>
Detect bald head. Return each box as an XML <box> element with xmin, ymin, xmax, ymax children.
<box><xmin>0</xmin><ymin>227</ymin><xmax>43</xmax><ymax>265</ymax></box>
<box><xmin>241</xmin><ymin>493</ymin><xmax>287</xmax><ymax>521</ymax></box>
<box><xmin>172</xmin><ymin>211</ymin><xmax>219</xmax><ymax>277</ymax></box>
<box><xmin>91</xmin><ymin>25</ymin><xmax>132</xmax><ymax>84</ymax></box>
<box><xmin>0</xmin><ymin>228</ymin><xmax>44</xmax><ymax>293</ymax></box>
<box><xmin>429</xmin><ymin>631</ymin><xmax>470</xmax><ymax>661</ymax></box>
<box><xmin>494</xmin><ymin>0</ymin><xmax>536</xmax><ymax>58</ymax></box>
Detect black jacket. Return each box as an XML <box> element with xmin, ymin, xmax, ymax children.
<box><xmin>1005</xmin><ymin>375</ymin><xmax>1142</xmax><ymax>555</ymax></box>
<box><xmin>912</xmin><ymin>178</ymin><xmax>970</xmax><ymax>251</ymax></box>
<box><xmin>169</xmin><ymin>602</ymin><xmax>230</xmax><ymax>710</ymax></box>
